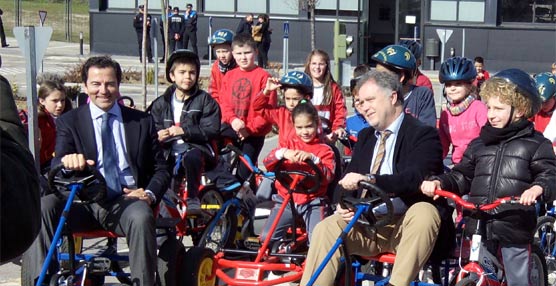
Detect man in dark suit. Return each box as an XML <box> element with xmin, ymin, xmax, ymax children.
<box><xmin>300</xmin><ymin>70</ymin><xmax>450</xmax><ymax>286</ymax></box>
<box><xmin>21</xmin><ymin>56</ymin><xmax>170</xmax><ymax>286</ymax></box>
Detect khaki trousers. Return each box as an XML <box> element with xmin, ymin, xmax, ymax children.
<box><xmin>300</xmin><ymin>202</ymin><xmax>441</xmax><ymax>286</ymax></box>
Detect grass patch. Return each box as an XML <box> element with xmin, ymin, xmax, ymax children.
<box><xmin>0</xmin><ymin>0</ymin><xmax>89</xmax><ymax>42</ymax></box>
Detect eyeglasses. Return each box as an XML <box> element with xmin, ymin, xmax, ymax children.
<box><xmin>353</xmin><ymin>98</ymin><xmax>362</xmax><ymax>107</ymax></box>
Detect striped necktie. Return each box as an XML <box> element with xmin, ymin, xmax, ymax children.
<box><xmin>361</xmin><ymin>130</ymin><xmax>392</xmax><ymax>198</ymax></box>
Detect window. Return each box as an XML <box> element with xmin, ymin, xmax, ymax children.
<box><xmin>109</xmin><ymin>0</ymin><xmax>132</xmax><ymax>9</ymax></box>
<box><xmin>430</xmin><ymin>0</ymin><xmax>485</xmax><ymax>22</ymax></box>
<box><xmin>238</xmin><ymin>0</ymin><xmax>266</xmax><ymax>13</ymax></box>
<box><xmin>270</xmin><ymin>1</ymin><xmax>299</xmax><ymax>15</ymax></box>
<box><xmin>500</xmin><ymin>0</ymin><xmax>556</xmax><ymax>23</ymax></box>
<box><xmin>205</xmin><ymin>0</ymin><xmax>235</xmax><ymax>12</ymax></box>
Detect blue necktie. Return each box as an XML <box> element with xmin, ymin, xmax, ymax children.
<box><xmin>101</xmin><ymin>113</ymin><xmax>121</xmax><ymax>200</ymax></box>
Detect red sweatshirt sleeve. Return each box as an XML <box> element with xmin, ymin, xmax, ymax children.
<box><xmin>219</xmin><ymin>73</ymin><xmax>238</xmax><ymax>124</ymax></box>
<box><xmin>208</xmin><ymin>61</ymin><xmax>221</xmax><ymax>105</ymax></box>
<box><xmin>330</xmin><ymin>83</ymin><xmax>347</xmax><ymax>131</ymax></box>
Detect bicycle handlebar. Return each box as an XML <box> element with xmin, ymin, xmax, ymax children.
<box><xmin>434</xmin><ymin>189</ymin><xmax>520</xmax><ymax>211</ymax></box>
<box><xmin>225</xmin><ymin>144</ymin><xmax>274</xmax><ymax>177</ymax></box>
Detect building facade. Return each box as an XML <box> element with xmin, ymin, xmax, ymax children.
<box><xmin>89</xmin><ymin>0</ymin><xmax>555</xmax><ymax>73</ymax></box>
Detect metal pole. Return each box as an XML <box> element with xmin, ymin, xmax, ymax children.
<box><xmin>153</xmin><ymin>18</ymin><xmax>159</xmax><ymax>98</ymax></box>
<box><xmin>208</xmin><ymin>16</ymin><xmax>213</xmax><ymax>64</ymax></box>
<box><xmin>282</xmin><ymin>21</ymin><xmax>289</xmax><ymax>76</ymax></box>
<box><xmin>79</xmin><ymin>31</ymin><xmax>83</xmax><ymax>55</ymax></box>
<box><xmin>461</xmin><ymin>28</ymin><xmax>466</xmax><ymax>57</ymax></box>
<box><xmin>394</xmin><ymin>0</ymin><xmax>400</xmax><ymax>43</ymax></box>
<box><xmin>24</xmin><ymin>26</ymin><xmax>40</xmax><ymax>172</ymax></box>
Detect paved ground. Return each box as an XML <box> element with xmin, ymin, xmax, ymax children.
<box><xmin>0</xmin><ymin>36</ymin><xmax>446</xmax><ymax>285</ymax></box>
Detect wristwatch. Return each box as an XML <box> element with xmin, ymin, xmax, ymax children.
<box><xmin>145</xmin><ymin>191</ymin><xmax>156</xmax><ymax>205</ymax></box>
<box><xmin>365</xmin><ymin>174</ymin><xmax>376</xmax><ymax>184</ymax></box>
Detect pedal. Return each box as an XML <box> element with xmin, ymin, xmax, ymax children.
<box><xmin>88</xmin><ymin>257</ymin><xmax>111</xmax><ymax>273</ymax></box>
<box><xmin>243</xmin><ymin>237</ymin><xmax>261</xmax><ymax>250</ymax></box>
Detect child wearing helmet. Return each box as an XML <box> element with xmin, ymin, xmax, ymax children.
<box><xmin>438</xmin><ymin>57</ymin><xmax>487</xmax><ymax>164</ymax></box>
<box><xmin>253</xmin><ymin>70</ymin><xmax>314</xmax><ymax>147</ymax></box>
<box><xmin>346</xmin><ymin>64</ymin><xmax>371</xmax><ymax>139</ymax></box>
<box><xmin>208</xmin><ymin>29</ymin><xmax>237</xmax><ymax>105</ymax></box>
<box><xmin>530</xmin><ymin>72</ymin><xmax>556</xmax><ymax>133</ymax></box>
<box><xmin>260</xmin><ymin>101</ymin><xmax>336</xmax><ymax>244</ymax></box>
<box><xmin>371</xmin><ymin>44</ymin><xmax>437</xmax><ymax>127</ymax></box>
<box><xmin>304</xmin><ymin>49</ymin><xmax>347</xmax><ymax>143</ymax></box>
<box><xmin>149</xmin><ymin>49</ymin><xmax>221</xmax><ymax>214</ymax></box>
<box><xmin>398</xmin><ymin>39</ymin><xmax>433</xmax><ymax>93</ymax></box>
<box><xmin>421</xmin><ymin>69</ymin><xmax>556</xmax><ymax>286</ymax></box>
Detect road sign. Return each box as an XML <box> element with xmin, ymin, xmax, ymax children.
<box><xmin>39</xmin><ymin>10</ymin><xmax>47</xmax><ymax>26</ymax></box>
<box><xmin>436</xmin><ymin>29</ymin><xmax>453</xmax><ymax>44</ymax></box>
<box><xmin>13</xmin><ymin>26</ymin><xmax>53</xmax><ymax>70</ymax></box>
<box><xmin>283</xmin><ymin>22</ymin><xmax>289</xmax><ymax>39</ymax></box>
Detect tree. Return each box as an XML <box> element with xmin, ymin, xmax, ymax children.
<box><xmin>141</xmin><ymin>0</ymin><xmax>148</xmax><ymax>109</ymax></box>
<box><xmin>289</xmin><ymin>0</ymin><xmax>319</xmax><ymax>51</ymax></box>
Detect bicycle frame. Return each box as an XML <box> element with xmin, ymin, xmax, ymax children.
<box><xmin>434</xmin><ymin>190</ymin><xmax>518</xmax><ymax>285</ymax></box>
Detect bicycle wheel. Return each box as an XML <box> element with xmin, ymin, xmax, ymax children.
<box><xmin>197</xmin><ymin>204</ymin><xmax>238</xmax><ymax>253</ymax></box>
<box><xmin>536</xmin><ymin>216</ymin><xmax>556</xmax><ymax>258</ymax></box>
<box><xmin>531</xmin><ymin>244</ymin><xmax>548</xmax><ymax>286</ymax></box>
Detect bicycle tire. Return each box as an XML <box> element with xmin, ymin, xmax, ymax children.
<box><xmin>536</xmin><ymin>216</ymin><xmax>556</xmax><ymax>258</ymax></box>
<box><xmin>531</xmin><ymin>243</ymin><xmax>549</xmax><ymax>286</ymax></box>
<box><xmin>197</xmin><ymin>204</ymin><xmax>238</xmax><ymax>253</ymax></box>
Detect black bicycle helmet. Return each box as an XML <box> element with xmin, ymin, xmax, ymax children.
<box><xmin>371</xmin><ymin>45</ymin><xmax>416</xmax><ymax>72</ymax></box>
<box><xmin>494</xmin><ymin>68</ymin><xmax>541</xmax><ymax>116</ymax></box>
<box><xmin>165</xmin><ymin>49</ymin><xmax>200</xmax><ymax>83</ymax></box>
<box><xmin>398</xmin><ymin>39</ymin><xmax>422</xmax><ymax>59</ymax></box>
<box><xmin>439</xmin><ymin>57</ymin><xmax>477</xmax><ymax>84</ymax></box>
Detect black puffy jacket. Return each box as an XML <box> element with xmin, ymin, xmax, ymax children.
<box><xmin>436</xmin><ymin>122</ymin><xmax>556</xmax><ymax>244</ymax></box>
<box><xmin>149</xmin><ymin>85</ymin><xmax>221</xmax><ymax>158</ymax></box>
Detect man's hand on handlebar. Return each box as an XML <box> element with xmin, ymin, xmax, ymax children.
<box><xmin>339</xmin><ymin>172</ymin><xmax>368</xmax><ymax>191</ymax></box>
<box><xmin>420</xmin><ymin>180</ymin><xmax>441</xmax><ymax>200</ymax></box>
<box><xmin>61</xmin><ymin>154</ymin><xmax>95</xmax><ymax>171</ymax></box>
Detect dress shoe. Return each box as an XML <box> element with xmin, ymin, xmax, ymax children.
<box><xmin>148</xmin><ymin>58</ymin><xmax>154</xmax><ymax>63</ymax></box>
<box><xmin>1</xmin><ymin>44</ymin><xmax>9</xmax><ymax>48</ymax></box>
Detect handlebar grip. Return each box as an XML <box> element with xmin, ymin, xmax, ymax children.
<box><xmin>225</xmin><ymin>143</ymin><xmax>243</xmax><ymax>156</ymax></box>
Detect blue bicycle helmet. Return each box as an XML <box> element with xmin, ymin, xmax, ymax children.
<box><xmin>398</xmin><ymin>40</ymin><xmax>422</xmax><ymax>59</ymax></box>
<box><xmin>280</xmin><ymin>71</ymin><xmax>313</xmax><ymax>95</ymax></box>
<box><xmin>208</xmin><ymin>29</ymin><xmax>234</xmax><ymax>46</ymax></box>
<box><xmin>166</xmin><ymin>49</ymin><xmax>200</xmax><ymax>83</ymax></box>
<box><xmin>439</xmin><ymin>57</ymin><xmax>477</xmax><ymax>84</ymax></box>
<box><xmin>493</xmin><ymin>68</ymin><xmax>541</xmax><ymax>116</ymax></box>
<box><xmin>534</xmin><ymin>72</ymin><xmax>556</xmax><ymax>103</ymax></box>
<box><xmin>371</xmin><ymin>45</ymin><xmax>416</xmax><ymax>72</ymax></box>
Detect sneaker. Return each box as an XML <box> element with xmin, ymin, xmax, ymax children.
<box><xmin>159</xmin><ymin>58</ymin><xmax>165</xmax><ymax>63</ymax></box>
<box><xmin>1</xmin><ymin>44</ymin><xmax>9</xmax><ymax>48</ymax></box>
<box><xmin>148</xmin><ymin>58</ymin><xmax>154</xmax><ymax>63</ymax></box>
<box><xmin>186</xmin><ymin>197</ymin><xmax>202</xmax><ymax>215</ymax></box>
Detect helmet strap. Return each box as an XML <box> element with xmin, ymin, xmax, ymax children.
<box><xmin>503</xmin><ymin>106</ymin><xmax>515</xmax><ymax>128</ymax></box>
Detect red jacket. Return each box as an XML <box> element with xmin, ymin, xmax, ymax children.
<box><xmin>252</xmin><ymin>95</ymin><xmax>294</xmax><ymax>147</ymax></box>
<box><xmin>313</xmin><ymin>82</ymin><xmax>347</xmax><ymax>132</ymax></box>
<box><xmin>531</xmin><ymin>110</ymin><xmax>554</xmax><ymax>133</ymax></box>
<box><xmin>219</xmin><ymin>67</ymin><xmax>277</xmax><ymax>136</ymax></box>
<box><xmin>208</xmin><ymin>60</ymin><xmax>238</xmax><ymax>105</ymax></box>
<box><xmin>38</xmin><ymin>112</ymin><xmax>56</xmax><ymax>167</ymax></box>
<box><xmin>415</xmin><ymin>69</ymin><xmax>433</xmax><ymax>93</ymax></box>
<box><xmin>264</xmin><ymin>136</ymin><xmax>336</xmax><ymax>205</ymax></box>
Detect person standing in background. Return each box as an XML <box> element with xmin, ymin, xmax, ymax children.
<box><xmin>252</xmin><ymin>14</ymin><xmax>270</xmax><ymax>68</ymax></box>
<box><xmin>168</xmin><ymin>7</ymin><xmax>185</xmax><ymax>54</ymax></box>
<box><xmin>133</xmin><ymin>5</ymin><xmax>153</xmax><ymax>63</ymax></box>
<box><xmin>0</xmin><ymin>9</ymin><xmax>9</xmax><ymax>47</ymax></box>
<box><xmin>182</xmin><ymin>3</ymin><xmax>198</xmax><ymax>55</ymax></box>
<box><xmin>236</xmin><ymin>14</ymin><xmax>254</xmax><ymax>37</ymax></box>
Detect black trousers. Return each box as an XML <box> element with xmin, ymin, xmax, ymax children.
<box><xmin>135</xmin><ymin>31</ymin><xmax>153</xmax><ymax>60</ymax></box>
<box><xmin>171</xmin><ymin>147</ymin><xmax>212</xmax><ymax>199</ymax></box>
<box><xmin>236</xmin><ymin>136</ymin><xmax>265</xmax><ymax>184</ymax></box>
<box><xmin>21</xmin><ymin>194</ymin><xmax>157</xmax><ymax>286</ymax></box>
<box><xmin>0</xmin><ymin>16</ymin><xmax>6</xmax><ymax>46</ymax></box>
<box><xmin>182</xmin><ymin>30</ymin><xmax>198</xmax><ymax>54</ymax></box>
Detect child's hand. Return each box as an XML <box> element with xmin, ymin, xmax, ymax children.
<box><xmin>263</xmin><ymin>77</ymin><xmax>281</xmax><ymax>95</ymax></box>
<box><xmin>420</xmin><ymin>180</ymin><xmax>441</xmax><ymax>200</ymax></box>
<box><xmin>168</xmin><ymin>125</ymin><xmax>185</xmax><ymax>137</ymax></box>
<box><xmin>157</xmin><ymin>129</ymin><xmax>171</xmax><ymax>142</ymax></box>
<box><xmin>231</xmin><ymin>118</ymin><xmax>245</xmax><ymax>132</ymax></box>
<box><xmin>325</xmin><ymin>132</ymin><xmax>338</xmax><ymax>144</ymax></box>
<box><xmin>333</xmin><ymin>128</ymin><xmax>347</xmax><ymax>139</ymax></box>
<box><xmin>283</xmin><ymin>149</ymin><xmax>298</xmax><ymax>161</ymax></box>
<box><xmin>520</xmin><ymin>185</ymin><xmax>543</xmax><ymax>206</ymax></box>
<box><xmin>295</xmin><ymin>151</ymin><xmax>314</xmax><ymax>162</ymax></box>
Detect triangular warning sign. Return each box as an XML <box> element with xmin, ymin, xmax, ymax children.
<box><xmin>39</xmin><ymin>10</ymin><xmax>47</xmax><ymax>26</ymax></box>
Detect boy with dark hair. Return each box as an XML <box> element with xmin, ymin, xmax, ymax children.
<box><xmin>149</xmin><ymin>50</ymin><xmax>221</xmax><ymax>213</ymax></box>
<box><xmin>473</xmin><ymin>56</ymin><xmax>490</xmax><ymax>91</ymax></box>
<box><xmin>422</xmin><ymin>69</ymin><xmax>556</xmax><ymax>285</ymax></box>
<box><xmin>219</xmin><ymin>34</ymin><xmax>276</xmax><ymax>182</ymax></box>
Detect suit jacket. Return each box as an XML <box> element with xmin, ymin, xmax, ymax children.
<box><xmin>344</xmin><ymin>113</ymin><xmax>454</xmax><ymax>262</ymax></box>
<box><xmin>346</xmin><ymin>113</ymin><xmax>444</xmax><ymax>207</ymax></box>
<box><xmin>53</xmin><ymin>104</ymin><xmax>170</xmax><ymax>202</ymax></box>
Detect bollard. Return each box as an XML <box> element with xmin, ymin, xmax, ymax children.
<box><xmin>79</xmin><ymin>31</ymin><xmax>84</xmax><ymax>55</ymax></box>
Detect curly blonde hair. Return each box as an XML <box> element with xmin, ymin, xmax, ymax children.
<box><xmin>480</xmin><ymin>77</ymin><xmax>535</xmax><ymax>118</ymax></box>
